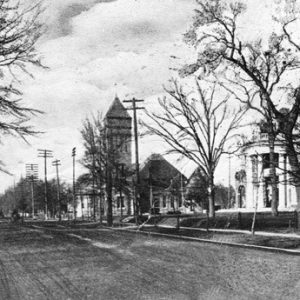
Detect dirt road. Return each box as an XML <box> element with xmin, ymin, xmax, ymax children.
<box><xmin>0</xmin><ymin>221</ymin><xmax>299</xmax><ymax>299</ymax></box>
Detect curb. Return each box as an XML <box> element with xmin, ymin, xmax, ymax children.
<box><xmin>114</xmin><ymin>227</ymin><xmax>300</xmax><ymax>256</ymax></box>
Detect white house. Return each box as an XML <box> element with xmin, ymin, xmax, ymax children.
<box><xmin>235</xmin><ymin>125</ymin><xmax>299</xmax><ymax>211</ymax></box>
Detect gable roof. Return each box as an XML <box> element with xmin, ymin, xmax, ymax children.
<box><xmin>105</xmin><ymin>96</ymin><xmax>131</xmax><ymax>119</ymax></box>
<box><xmin>140</xmin><ymin>153</ymin><xmax>185</xmax><ymax>182</ymax></box>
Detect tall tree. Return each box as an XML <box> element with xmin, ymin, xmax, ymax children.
<box><xmin>143</xmin><ymin>80</ymin><xmax>244</xmax><ymax>217</ymax></box>
<box><xmin>80</xmin><ymin>115</ymin><xmax>105</xmax><ymax>221</ymax></box>
<box><xmin>182</xmin><ymin>0</ymin><xmax>300</xmax><ymax>214</ymax></box>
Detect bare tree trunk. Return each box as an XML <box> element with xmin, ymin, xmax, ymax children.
<box><xmin>208</xmin><ymin>175</ymin><xmax>215</xmax><ymax>218</ymax></box>
<box><xmin>106</xmin><ymin>167</ymin><xmax>113</xmax><ymax>226</ymax></box>
<box><xmin>106</xmin><ymin>139</ymin><xmax>113</xmax><ymax>226</ymax></box>
<box><xmin>268</xmin><ymin>133</ymin><xmax>278</xmax><ymax>216</ymax></box>
<box><xmin>279</xmin><ymin>97</ymin><xmax>300</xmax><ymax>205</ymax></box>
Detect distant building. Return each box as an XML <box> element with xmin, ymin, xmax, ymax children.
<box><xmin>235</xmin><ymin>124</ymin><xmax>298</xmax><ymax>211</ymax></box>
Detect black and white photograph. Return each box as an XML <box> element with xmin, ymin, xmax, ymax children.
<box><xmin>0</xmin><ymin>0</ymin><xmax>299</xmax><ymax>299</ymax></box>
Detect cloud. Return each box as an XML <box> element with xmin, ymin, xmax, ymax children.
<box><xmin>41</xmin><ymin>0</ymin><xmax>117</xmax><ymax>39</ymax></box>
<box><xmin>0</xmin><ymin>0</ymin><xmax>195</xmax><ymax>192</ymax></box>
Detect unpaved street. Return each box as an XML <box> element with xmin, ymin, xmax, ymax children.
<box><xmin>0</xmin><ymin>221</ymin><xmax>299</xmax><ymax>300</ymax></box>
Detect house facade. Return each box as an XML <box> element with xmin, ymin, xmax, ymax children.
<box><xmin>235</xmin><ymin>125</ymin><xmax>299</xmax><ymax>211</ymax></box>
<box><xmin>139</xmin><ymin>153</ymin><xmax>188</xmax><ymax>214</ymax></box>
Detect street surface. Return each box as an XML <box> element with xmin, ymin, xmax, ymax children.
<box><xmin>0</xmin><ymin>221</ymin><xmax>299</xmax><ymax>299</ymax></box>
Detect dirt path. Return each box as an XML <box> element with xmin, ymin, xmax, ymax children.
<box><xmin>0</xmin><ymin>222</ymin><xmax>299</xmax><ymax>299</ymax></box>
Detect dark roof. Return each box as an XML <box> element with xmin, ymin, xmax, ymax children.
<box><xmin>140</xmin><ymin>154</ymin><xmax>185</xmax><ymax>188</ymax></box>
<box><xmin>186</xmin><ymin>167</ymin><xmax>207</xmax><ymax>188</ymax></box>
<box><xmin>105</xmin><ymin>96</ymin><xmax>131</xmax><ymax>119</ymax></box>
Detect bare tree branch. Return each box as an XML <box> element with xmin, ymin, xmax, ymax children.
<box><xmin>142</xmin><ymin>79</ymin><xmax>246</xmax><ymax>217</ymax></box>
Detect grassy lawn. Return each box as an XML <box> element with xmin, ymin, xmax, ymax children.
<box><xmin>0</xmin><ymin>221</ymin><xmax>299</xmax><ymax>299</ymax></box>
<box><xmin>138</xmin><ymin>226</ymin><xmax>300</xmax><ymax>249</ymax></box>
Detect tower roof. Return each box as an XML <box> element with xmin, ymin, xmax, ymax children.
<box><xmin>105</xmin><ymin>96</ymin><xmax>131</xmax><ymax>119</ymax></box>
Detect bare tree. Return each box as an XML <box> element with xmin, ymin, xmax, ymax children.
<box><xmin>143</xmin><ymin>79</ymin><xmax>244</xmax><ymax>217</ymax></box>
<box><xmin>182</xmin><ymin>0</ymin><xmax>300</xmax><ymax>214</ymax></box>
<box><xmin>80</xmin><ymin>114</ymin><xmax>133</xmax><ymax>225</ymax></box>
<box><xmin>0</xmin><ymin>0</ymin><xmax>44</xmax><ymax>144</ymax></box>
<box><xmin>80</xmin><ymin>114</ymin><xmax>108</xmax><ymax>222</ymax></box>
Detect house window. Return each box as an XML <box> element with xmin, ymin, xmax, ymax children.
<box><xmin>262</xmin><ymin>153</ymin><xmax>278</xmax><ymax>169</ymax></box>
<box><xmin>153</xmin><ymin>198</ymin><xmax>160</xmax><ymax>208</ymax></box>
<box><xmin>178</xmin><ymin>196</ymin><xmax>182</xmax><ymax>207</ymax></box>
<box><xmin>251</xmin><ymin>155</ymin><xmax>258</xmax><ymax>182</ymax></box>
<box><xmin>123</xmin><ymin>138</ymin><xmax>128</xmax><ymax>152</ymax></box>
<box><xmin>162</xmin><ymin>195</ymin><xmax>167</xmax><ymax>207</ymax></box>
<box><xmin>171</xmin><ymin>196</ymin><xmax>174</xmax><ymax>208</ymax></box>
<box><xmin>117</xmin><ymin>196</ymin><xmax>124</xmax><ymax>208</ymax></box>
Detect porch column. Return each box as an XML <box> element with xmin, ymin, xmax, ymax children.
<box><xmin>278</xmin><ymin>154</ymin><xmax>287</xmax><ymax>209</ymax></box>
<box><xmin>257</xmin><ymin>155</ymin><xmax>265</xmax><ymax>209</ymax></box>
<box><xmin>245</xmin><ymin>155</ymin><xmax>253</xmax><ymax>208</ymax></box>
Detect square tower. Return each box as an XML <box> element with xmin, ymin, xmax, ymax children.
<box><xmin>103</xmin><ymin>96</ymin><xmax>132</xmax><ymax>168</ymax></box>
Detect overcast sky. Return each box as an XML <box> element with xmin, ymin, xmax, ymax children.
<box><xmin>0</xmin><ymin>0</ymin><xmax>197</xmax><ymax>192</ymax></box>
<box><xmin>0</xmin><ymin>0</ymin><xmax>291</xmax><ymax>192</ymax></box>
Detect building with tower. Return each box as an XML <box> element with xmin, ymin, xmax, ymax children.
<box><xmin>76</xmin><ymin>96</ymin><xmax>133</xmax><ymax>219</ymax></box>
<box><xmin>103</xmin><ymin>96</ymin><xmax>133</xmax><ymax>216</ymax></box>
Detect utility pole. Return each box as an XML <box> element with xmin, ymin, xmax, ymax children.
<box><xmin>180</xmin><ymin>173</ymin><xmax>185</xmax><ymax>208</ymax></box>
<box><xmin>105</xmin><ymin>126</ymin><xmax>113</xmax><ymax>226</ymax></box>
<box><xmin>149</xmin><ymin>164</ymin><xmax>153</xmax><ymax>213</ymax></box>
<box><xmin>98</xmin><ymin>140</ymin><xmax>103</xmax><ymax>224</ymax></box>
<box><xmin>38</xmin><ymin>149</ymin><xmax>53</xmax><ymax>219</ymax></box>
<box><xmin>91</xmin><ymin>150</ymin><xmax>96</xmax><ymax>221</ymax></box>
<box><xmin>52</xmin><ymin>159</ymin><xmax>61</xmax><ymax>221</ymax></box>
<box><xmin>123</xmin><ymin>98</ymin><xmax>144</xmax><ymax>221</ymax></box>
<box><xmin>72</xmin><ymin>147</ymin><xmax>76</xmax><ymax>220</ymax></box>
<box><xmin>25</xmin><ymin>164</ymin><xmax>38</xmax><ymax>220</ymax></box>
